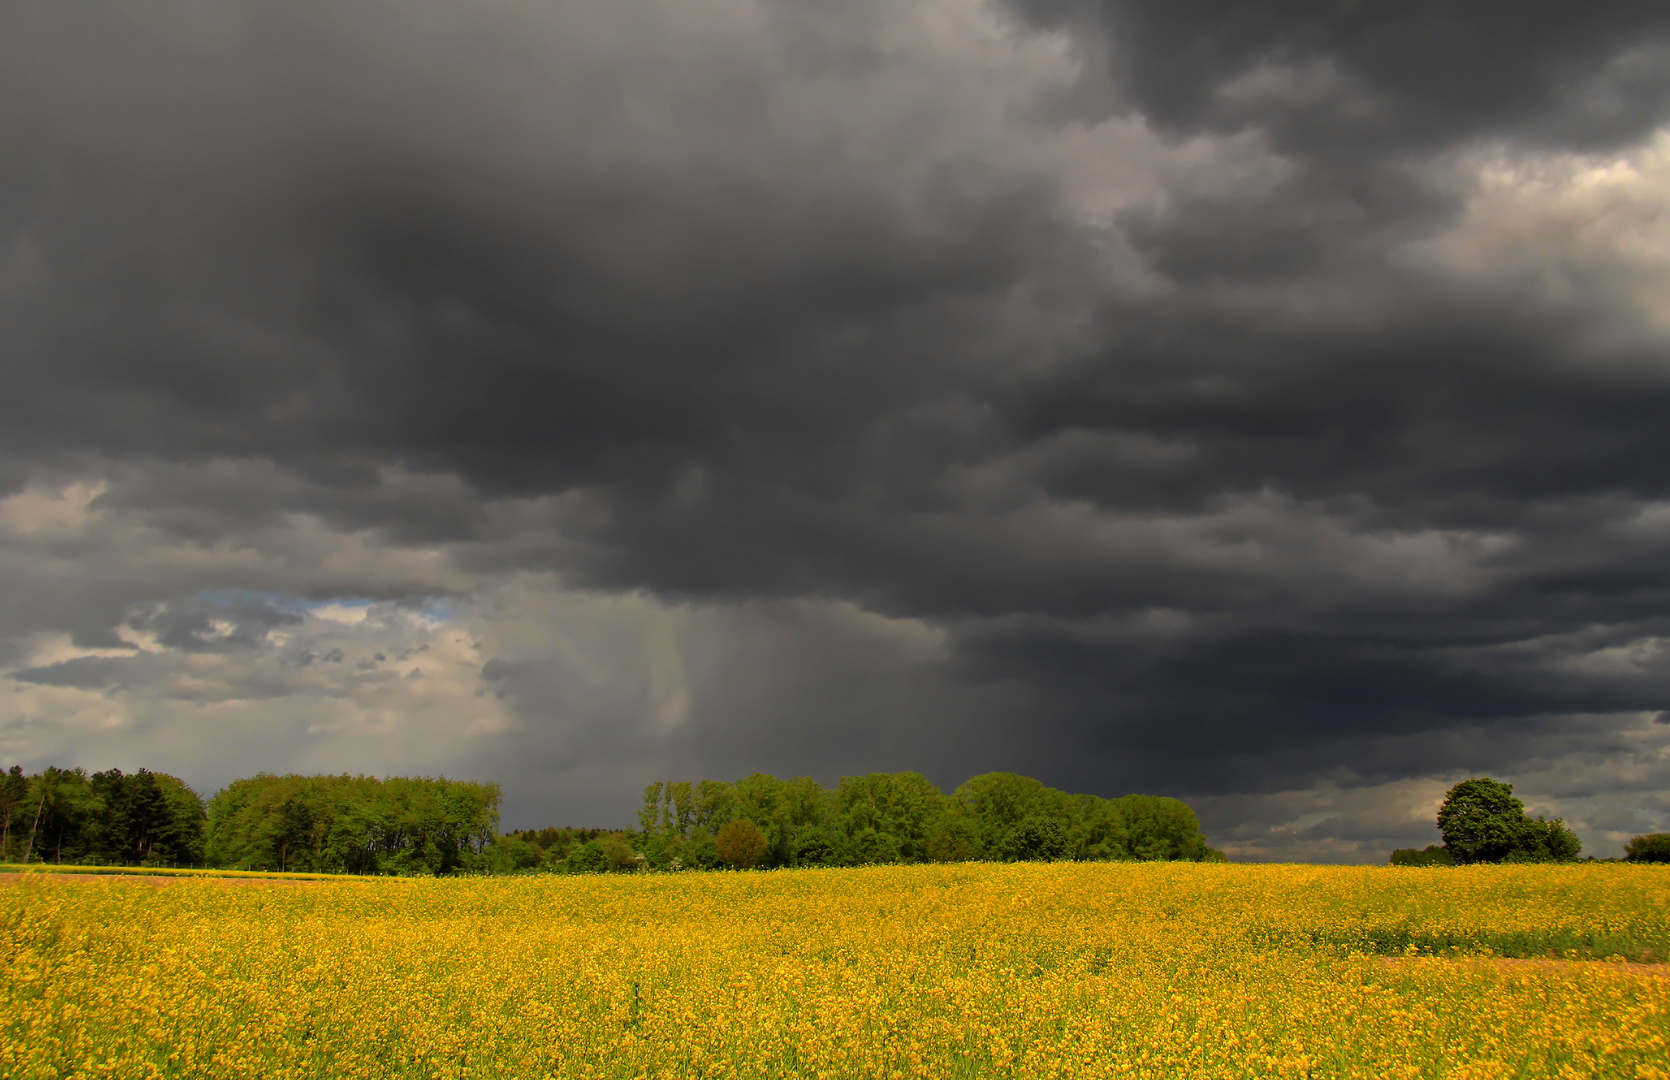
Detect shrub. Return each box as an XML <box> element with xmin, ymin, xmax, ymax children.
<box><xmin>1507</xmin><ymin>818</ymin><xmax>1582</xmax><ymax>863</ymax></box>
<box><xmin>1391</xmin><ymin>844</ymin><xmax>1454</xmax><ymax>867</ymax></box>
<box><xmin>600</xmin><ymin>833</ymin><xmax>640</xmax><ymax>872</ymax></box>
<box><xmin>564</xmin><ymin>839</ymin><xmax>610</xmax><ymax>874</ymax></box>
<box><xmin>714</xmin><ymin>819</ymin><xmax>769</xmax><ymax>869</ymax></box>
<box><xmin>1624</xmin><ymin>833</ymin><xmax>1670</xmax><ymax>863</ymax></box>
<box><xmin>840</xmin><ymin>828</ymin><xmax>902</xmax><ymax>866</ymax></box>
<box><xmin>1001</xmin><ymin>815</ymin><xmax>1071</xmax><ymax>862</ymax></box>
<box><xmin>791</xmin><ymin>827</ymin><xmax>835</xmax><ymax>867</ymax></box>
<box><xmin>925</xmin><ymin>816</ymin><xmax>982</xmax><ymax>863</ymax></box>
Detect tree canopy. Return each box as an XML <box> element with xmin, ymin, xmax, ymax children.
<box><xmin>0</xmin><ymin>766</ymin><xmax>205</xmax><ymax>867</ymax></box>
<box><xmin>1623</xmin><ymin>833</ymin><xmax>1670</xmax><ymax>863</ymax></box>
<box><xmin>206</xmin><ymin>774</ymin><xmax>500</xmax><ymax>874</ymax></box>
<box><xmin>1431</xmin><ymin>778</ymin><xmax>1581</xmax><ymax>865</ymax></box>
<box><xmin>607</xmin><ymin>770</ymin><xmax>1219</xmax><ymax>872</ymax></box>
<box><xmin>4</xmin><ymin>764</ymin><xmax>1219</xmax><ymax>875</ymax></box>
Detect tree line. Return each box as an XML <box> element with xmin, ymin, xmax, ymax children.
<box><xmin>0</xmin><ymin>767</ymin><xmax>497</xmax><ymax>874</ymax></box>
<box><xmin>1392</xmin><ymin>777</ymin><xmax>1600</xmax><ymax>866</ymax></box>
<box><xmin>0</xmin><ymin>765</ymin><xmax>207</xmax><ymax>867</ymax></box>
<box><xmin>491</xmin><ymin>771</ymin><xmax>1225</xmax><ymax>873</ymax></box>
<box><xmin>2</xmin><ymin>765</ymin><xmax>1222</xmax><ymax>874</ymax></box>
<box><xmin>206</xmin><ymin>774</ymin><xmax>501</xmax><ymax>874</ymax></box>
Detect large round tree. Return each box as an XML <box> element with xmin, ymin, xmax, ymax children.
<box><xmin>1435</xmin><ymin>778</ymin><xmax>1528</xmax><ymax>864</ymax></box>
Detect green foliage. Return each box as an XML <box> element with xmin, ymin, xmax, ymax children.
<box><xmin>1436</xmin><ymin>777</ymin><xmax>1526</xmax><ymax>864</ymax></box>
<box><xmin>924</xmin><ymin>815</ymin><xmax>981</xmax><ymax>863</ymax></box>
<box><xmin>1435</xmin><ymin>778</ymin><xmax>1582</xmax><ymax>865</ymax></box>
<box><xmin>618</xmin><ymin>768</ymin><xmax>1215</xmax><ymax>870</ymax></box>
<box><xmin>1117</xmin><ymin>794</ymin><xmax>1209</xmax><ymax>862</ymax></box>
<box><xmin>499</xmin><ymin>826</ymin><xmax>607</xmax><ymax>870</ymax></box>
<box><xmin>950</xmin><ymin>772</ymin><xmax>1058</xmax><ymax>856</ymax></box>
<box><xmin>205</xmin><ymin>774</ymin><xmax>500</xmax><ymax>875</ymax></box>
<box><xmin>0</xmin><ymin>766</ymin><xmax>29</xmax><ymax>856</ymax></box>
<box><xmin>1507</xmin><ymin>817</ymin><xmax>1583</xmax><ymax>863</ymax></box>
<box><xmin>1000</xmin><ymin>815</ymin><xmax>1071</xmax><ymax>862</ymax></box>
<box><xmin>714</xmin><ymin>819</ymin><xmax>769</xmax><ymax>869</ymax></box>
<box><xmin>835</xmin><ymin>772</ymin><xmax>943</xmax><ymax>863</ymax></box>
<box><xmin>1623</xmin><ymin>832</ymin><xmax>1670</xmax><ymax>863</ymax></box>
<box><xmin>564</xmin><ymin>839</ymin><xmax>610</xmax><ymax>874</ymax></box>
<box><xmin>482</xmin><ymin>834</ymin><xmax>544</xmax><ymax>873</ymax></box>
<box><xmin>1390</xmin><ymin>844</ymin><xmax>1454</xmax><ymax>867</ymax></box>
<box><xmin>601</xmin><ymin>833</ymin><xmax>641</xmax><ymax>871</ymax></box>
<box><xmin>1</xmin><ymin>766</ymin><xmax>205</xmax><ymax>867</ymax></box>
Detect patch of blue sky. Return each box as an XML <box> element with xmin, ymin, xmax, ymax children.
<box><xmin>196</xmin><ymin>589</ymin><xmax>374</xmax><ymax>614</ymax></box>
<box><xmin>193</xmin><ymin>589</ymin><xmax>461</xmax><ymax>624</ymax></box>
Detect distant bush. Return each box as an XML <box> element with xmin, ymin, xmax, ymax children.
<box><xmin>715</xmin><ymin>819</ymin><xmax>769</xmax><ymax>869</ymax></box>
<box><xmin>1624</xmin><ymin>833</ymin><xmax>1670</xmax><ymax>863</ymax></box>
<box><xmin>1390</xmin><ymin>844</ymin><xmax>1453</xmax><ymax>867</ymax></box>
<box><xmin>564</xmin><ymin>839</ymin><xmax>610</xmax><ymax>874</ymax></box>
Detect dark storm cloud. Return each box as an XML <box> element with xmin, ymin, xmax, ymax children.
<box><xmin>2</xmin><ymin>0</ymin><xmax>1669</xmax><ymax>856</ymax></box>
<box><xmin>1011</xmin><ymin>0</ymin><xmax>1670</xmax><ymax>150</ymax></box>
<box><xmin>13</xmin><ymin>656</ymin><xmax>127</xmax><ymax>690</ymax></box>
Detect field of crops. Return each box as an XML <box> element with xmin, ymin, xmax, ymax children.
<box><xmin>3</xmin><ymin>863</ymin><xmax>1667</xmax><ymax>1079</ymax></box>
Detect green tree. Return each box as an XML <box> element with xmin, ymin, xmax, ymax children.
<box><xmin>1</xmin><ymin>765</ymin><xmax>31</xmax><ymax>858</ymax></box>
<box><xmin>1001</xmin><ymin>815</ymin><xmax>1071</xmax><ymax>862</ymax></box>
<box><xmin>638</xmin><ymin>783</ymin><xmax>664</xmax><ymax>834</ymax></box>
<box><xmin>715</xmin><ymin>819</ymin><xmax>768</xmax><ymax>869</ymax></box>
<box><xmin>951</xmin><ymin>772</ymin><xmax>1054</xmax><ymax>856</ymax></box>
<box><xmin>1067</xmin><ymin>793</ymin><xmax>1129</xmax><ymax>861</ymax></box>
<box><xmin>601</xmin><ymin>832</ymin><xmax>641</xmax><ymax>872</ymax></box>
<box><xmin>485</xmin><ymin>833</ymin><xmax>544</xmax><ymax>873</ymax></box>
<box><xmin>1118</xmin><ymin>794</ymin><xmax>1209</xmax><ymax>861</ymax></box>
<box><xmin>666</xmin><ymin>782</ymin><xmax>695</xmax><ymax>835</ymax></box>
<box><xmin>733</xmin><ymin>773</ymin><xmax>789</xmax><ymax>864</ymax></box>
<box><xmin>835</xmin><ymin>772</ymin><xmax>943</xmax><ymax>863</ymax></box>
<box><xmin>206</xmin><ymin>774</ymin><xmax>500</xmax><ymax>874</ymax></box>
<box><xmin>693</xmin><ymin>780</ymin><xmax>736</xmax><ymax>835</ymax></box>
<box><xmin>1435</xmin><ymin>778</ymin><xmax>1581</xmax><ymax>864</ymax></box>
<box><xmin>564</xmin><ymin>839</ymin><xmax>610</xmax><ymax>873</ymax></box>
<box><xmin>601</xmin><ymin>770</ymin><xmax>1209</xmax><ymax>869</ymax></box>
<box><xmin>924</xmin><ymin>815</ymin><xmax>981</xmax><ymax>863</ymax></box>
<box><xmin>1508</xmin><ymin>817</ymin><xmax>1582</xmax><ymax>863</ymax></box>
<box><xmin>790</xmin><ymin>826</ymin><xmax>836</xmax><ymax>866</ymax></box>
<box><xmin>23</xmin><ymin>768</ymin><xmax>98</xmax><ymax>864</ymax></box>
<box><xmin>1436</xmin><ymin>778</ymin><xmax>1528</xmax><ymax>864</ymax></box>
<box><xmin>1623</xmin><ymin>833</ymin><xmax>1670</xmax><ymax>863</ymax></box>
<box><xmin>153</xmin><ymin>773</ymin><xmax>208</xmax><ymax>865</ymax></box>
<box><xmin>780</xmin><ymin>776</ymin><xmax>836</xmax><ymax>865</ymax></box>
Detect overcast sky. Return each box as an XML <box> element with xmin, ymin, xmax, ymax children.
<box><xmin>3</xmin><ymin>0</ymin><xmax>1669</xmax><ymax>861</ymax></box>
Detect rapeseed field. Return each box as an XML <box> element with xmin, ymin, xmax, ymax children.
<box><xmin>2</xmin><ymin>863</ymin><xmax>1666</xmax><ymax>1079</ymax></box>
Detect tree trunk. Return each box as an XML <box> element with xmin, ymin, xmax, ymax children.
<box><xmin>23</xmin><ymin>794</ymin><xmax>45</xmax><ymax>864</ymax></box>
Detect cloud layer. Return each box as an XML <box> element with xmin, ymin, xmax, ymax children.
<box><xmin>3</xmin><ymin>0</ymin><xmax>1669</xmax><ymax>859</ymax></box>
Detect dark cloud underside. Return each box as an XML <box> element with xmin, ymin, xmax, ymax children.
<box><xmin>2</xmin><ymin>0</ymin><xmax>1668</xmax><ymax>858</ymax></box>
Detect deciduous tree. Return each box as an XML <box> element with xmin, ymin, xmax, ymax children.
<box><xmin>1624</xmin><ymin>833</ymin><xmax>1670</xmax><ymax>863</ymax></box>
<box><xmin>715</xmin><ymin>819</ymin><xmax>768</xmax><ymax>869</ymax></box>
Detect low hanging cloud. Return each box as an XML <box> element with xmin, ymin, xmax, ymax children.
<box><xmin>2</xmin><ymin>0</ymin><xmax>1669</xmax><ymax>860</ymax></box>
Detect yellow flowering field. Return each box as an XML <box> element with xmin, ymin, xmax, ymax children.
<box><xmin>3</xmin><ymin>863</ymin><xmax>1667</xmax><ymax>1079</ymax></box>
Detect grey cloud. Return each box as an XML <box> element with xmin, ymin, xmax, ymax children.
<box><xmin>1</xmin><ymin>0</ymin><xmax>1669</xmax><ymax>859</ymax></box>
<box><xmin>1010</xmin><ymin>0</ymin><xmax>1670</xmax><ymax>150</ymax></box>
<box><xmin>12</xmin><ymin>656</ymin><xmax>127</xmax><ymax>690</ymax></box>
